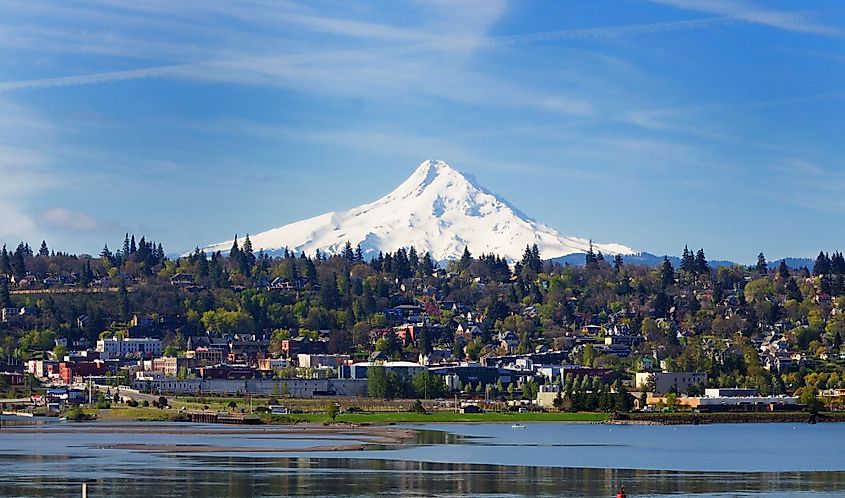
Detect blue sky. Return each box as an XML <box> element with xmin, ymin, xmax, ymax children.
<box><xmin>1</xmin><ymin>0</ymin><xmax>844</xmax><ymax>263</ymax></box>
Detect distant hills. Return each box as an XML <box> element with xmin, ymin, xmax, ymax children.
<box><xmin>550</xmin><ymin>253</ymin><xmax>814</xmax><ymax>270</ymax></box>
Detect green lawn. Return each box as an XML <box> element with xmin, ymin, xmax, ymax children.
<box><xmin>290</xmin><ymin>411</ymin><xmax>610</xmax><ymax>424</ymax></box>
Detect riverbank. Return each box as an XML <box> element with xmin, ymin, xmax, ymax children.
<box><xmin>611</xmin><ymin>411</ymin><xmax>845</xmax><ymax>425</ymax></box>
<box><xmin>87</xmin><ymin>406</ymin><xmax>610</xmax><ymax>424</ymax></box>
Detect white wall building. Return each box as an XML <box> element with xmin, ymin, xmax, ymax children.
<box><xmin>97</xmin><ymin>336</ymin><xmax>162</xmax><ymax>358</ymax></box>
<box><xmin>635</xmin><ymin>371</ymin><xmax>707</xmax><ymax>395</ymax></box>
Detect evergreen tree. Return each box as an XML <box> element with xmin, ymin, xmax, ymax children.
<box><xmin>11</xmin><ymin>244</ymin><xmax>27</xmax><ymax>278</ymax></box>
<box><xmin>0</xmin><ymin>245</ymin><xmax>10</xmax><ymax>276</ymax></box>
<box><xmin>832</xmin><ymin>252</ymin><xmax>845</xmax><ymax>275</ymax></box>
<box><xmin>680</xmin><ymin>245</ymin><xmax>695</xmax><ymax>273</ymax></box>
<box><xmin>786</xmin><ymin>278</ymin><xmax>804</xmax><ymax>303</ymax></box>
<box><xmin>694</xmin><ymin>248</ymin><xmax>709</xmax><ymax>276</ymax></box>
<box><xmin>129</xmin><ymin>235</ymin><xmax>137</xmax><ymax>254</ymax></box>
<box><xmin>304</xmin><ymin>256</ymin><xmax>317</xmax><ymax>283</ymax></box>
<box><xmin>229</xmin><ymin>235</ymin><xmax>240</xmax><ymax>259</ymax></box>
<box><xmin>0</xmin><ymin>278</ymin><xmax>11</xmax><ymax>308</ymax></box>
<box><xmin>613</xmin><ymin>254</ymin><xmax>624</xmax><ymax>272</ymax></box>
<box><xmin>116</xmin><ymin>279</ymin><xmax>130</xmax><ymax>321</ymax></box>
<box><xmin>585</xmin><ymin>241</ymin><xmax>598</xmax><ymax>267</ymax></box>
<box><xmin>354</xmin><ymin>244</ymin><xmax>364</xmax><ymax>262</ymax></box>
<box><xmin>755</xmin><ymin>252</ymin><xmax>767</xmax><ymax>275</ymax></box>
<box><xmin>814</xmin><ymin>251</ymin><xmax>831</xmax><ymax>276</ymax></box>
<box><xmin>38</xmin><ymin>240</ymin><xmax>49</xmax><ymax>257</ymax></box>
<box><xmin>241</xmin><ymin>234</ymin><xmax>255</xmax><ymax>272</ymax></box>
<box><xmin>122</xmin><ymin>233</ymin><xmax>131</xmax><ymax>257</ymax></box>
<box><xmin>408</xmin><ymin>247</ymin><xmax>419</xmax><ymax>274</ymax></box>
<box><xmin>459</xmin><ymin>246</ymin><xmax>472</xmax><ymax>271</ymax></box>
<box><xmin>342</xmin><ymin>241</ymin><xmax>355</xmax><ymax>262</ymax></box>
<box><xmin>820</xmin><ymin>275</ymin><xmax>832</xmax><ymax>295</ymax></box>
<box><xmin>778</xmin><ymin>260</ymin><xmax>789</xmax><ymax>280</ymax></box>
<box><xmin>80</xmin><ymin>260</ymin><xmax>94</xmax><ymax>287</ymax></box>
<box><xmin>100</xmin><ymin>245</ymin><xmax>114</xmax><ymax>265</ymax></box>
<box><xmin>660</xmin><ymin>256</ymin><xmax>675</xmax><ymax>288</ymax></box>
<box><xmin>531</xmin><ymin>244</ymin><xmax>542</xmax><ymax>272</ymax></box>
<box><xmin>196</xmin><ymin>250</ymin><xmax>209</xmax><ymax>277</ymax></box>
<box><xmin>420</xmin><ymin>252</ymin><xmax>435</xmax><ymax>277</ymax></box>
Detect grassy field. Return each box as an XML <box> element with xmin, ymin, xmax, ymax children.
<box><xmin>290</xmin><ymin>411</ymin><xmax>610</xmax><ymax>424</ymax></box>
<box><xmin>82</xmin><ymin>404</ymin><xmax>610</xmax><ymax>425</ymax></box>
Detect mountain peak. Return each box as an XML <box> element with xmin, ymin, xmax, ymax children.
<box><xmin>390</xmin><ymin>159</ymin><xmax>470</xmax><ymax>200</ymax></box>
<box><xmin>202</xmin><ymin>160</ymin><xmax>636</xmax><ymax>261</ymax></box>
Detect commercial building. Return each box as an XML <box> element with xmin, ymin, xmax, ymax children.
<box><xmin>340</xmin><ymin>361</ymin><xmax>425</xmax><ymax>380</ymax></box>
<box><xmin>96</xmin><ymin>336</ymin><xmax>162</xmax><ymax>359</ymax></box>
<box><xmin>635</xmin><ymin>371</ymin><xmax>707</xmax><ymax>395</ymax></box>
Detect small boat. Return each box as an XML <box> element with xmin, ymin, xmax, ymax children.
<box><xmin>616</xmin><ymin>485</ymin><xmax>627</xmax><ymax>498</ymax></box>
<box><xmin>511</xmin><ymin>424</ymin><xmax>526</xmax><ymax>429</ymax></box>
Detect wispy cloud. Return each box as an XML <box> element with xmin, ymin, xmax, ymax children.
<box><xmin>0</xmin><ymin>8</ymin><xmax>813</xmax><ymax>95</ymax></box>
<box><xmin>35</xmin><ymin>208</ymin><xmax>118</xmax><ymax>233</ymax></box>
<box><xmin>650</xmin><ymin>0</ymin><xmax>842</xmax><ymax>36</ymax></box>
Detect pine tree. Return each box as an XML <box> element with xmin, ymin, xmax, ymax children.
<box><xmin>660</xmin><ymin>256</ymin><xmax>675</xmax><ymax>288</ymax></box>
<box><xmin>229</xmin><ymin>235</ymin><xmax>240</xmax><ymax>259</ymax></box>
<box><xmin>11</xmin><ymin>244</ymin><xmax>27</xmax><ymax>278</ymax></box>
<box><xmin>585</xmin><ymin>241</ymin><xmax>597</xmax><ymax>267</ymax></box>
<box><xmin>680</xmin><ymin>245</ymin><xmax>695</xmax><ymax>273</ymax></box>
<box><xmin>755</xmin><ymin>252</ymin><xmax>767</xmax><ymax>275</ymax></box>
<box><xmin>341</xmin><ymin>242</ymin><xmax>354</xmax><ymax>262</ymax></box>
<box><xmin>0</xmin><ymin>245</ymin><xmax>10</xmax><ymax>276</ymax></box>
<box><xmin>814</xmin><ymin>251</ymin><xmax>831</xmax><ymax>276</ymax></box>
<box><xmin>833</xmin><ymin>252</ymin><xmax>845</xmax><ymax>275</ymax></box>
<box><xmin>0</xmin><ymin>278</ymin><xmax>11</xmax><ymax>308</ymax></box>
<box><xmin>613</xmin><ymin>254</ymin><xmax>624</xmax><ymax>272</ymax></box>
<box><xmin>421</xmin><ymin>252</ymin><xmax>435</xmax><ymax>277</ymax></box>
<box><xmin>304</xmin><ymin>256</ymin><xmax>317</xmax><ymax>283</ymax></box>
<box><xmin>354</xmin><ymin>244</ymin><xmax>364</xmax><ymax>262</ymax></box>
<box><xmin>694</xmin><ymin>248</ymin><xmax>709</xmax><ymax>276</ymax></box>
<box><xmin>80</xmin><ymin>260</ymin><xmax>94</xmax><ymax>287</ymax></box>
<box><xmin>408</xmin><ymin>246</ymin><xmax>419</xmax><ymax>275</ymax></box>
<box><xmin>129</xmin><ymin>235</ymin><xmax>137</xmax><ymax>254</ymax></box>
<box><xmin>100</xmin><ymin>245</ymin><xmax>114</xmax><ymax>265</ymax></box>
<box><xmin>116</xmin><ymin>279</ymin><xmax>130</xmax><ymax>321</ymax></box>
<box><xmin>459</xmin><ymin>246</ymin><xmax>472</xmax><ymax>271</ymax></box>
<box><xmin>241</xmin><ymin>234</ymin><xmax>256</xmax><ymax>271</ymax></box>
<box><xmin>785</xmin><ymin>278</ymin><xmax>802</xmax><ymax>302</ymax></box>
<box><xmin>38</xmin><ymin>240</ymin><xmax>49</xmax><ymax>257</ymax></box>
<box><xmin>778</xmin><ymin>260</ymin><xmax>789</xmax><ymax>279</ymax></box>
<box><xmin>122</xmin><ymin>233</ymin><xmax>131</xmax><ymax>257</ymax></box>
<box><xmin>531</xmin><ymin>244</ymin><xmax>541</xmax><ymax>272</ymax></box>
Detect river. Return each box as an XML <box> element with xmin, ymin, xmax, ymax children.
<box><xmin>1</xmin><ymin>421</ymin><xmax>843</xmax><ymax>497</ymax></box>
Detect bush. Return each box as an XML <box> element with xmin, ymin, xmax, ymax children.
<box><xmin>409</xmin><ymin>399</ymin><xmax>427</xmax><ymax>414</ymax></box>
<box><xmin>64</xmin><ymin>406</ymin><xmax>95</xmax><ymax>421</ymax></box>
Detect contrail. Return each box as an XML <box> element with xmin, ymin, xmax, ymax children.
<box><xmin>0</xmin><ymin>13</ymin><xmax>818</xmax><ymax>92</ymax></box>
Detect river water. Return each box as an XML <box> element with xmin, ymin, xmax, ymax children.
<box><xmin>1</xmin><ymin>421</ymin><xmax>843</xmax><ymax>497</ymax></box>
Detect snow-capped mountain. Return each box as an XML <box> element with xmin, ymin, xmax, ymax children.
<box><xmin>202</xmin><ymin>160</ymin><xmax>636</xmax><ymax>261</ymax></box>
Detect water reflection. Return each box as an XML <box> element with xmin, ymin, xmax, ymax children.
<box><xmin>4</xmin><ymin>455</ymin><xmax>845</xmax><ymax>497</ymax></box>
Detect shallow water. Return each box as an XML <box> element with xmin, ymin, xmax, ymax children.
<box><xmin>2</xmin><ymin>421</ymin><xmax>843</xmax><ymax>497</ymax></box>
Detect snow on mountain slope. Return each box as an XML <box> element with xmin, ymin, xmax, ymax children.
<box><xmin>202</xmin><ymin>160</ymin><xmax>636</xmax><ymax>261</ymax></box>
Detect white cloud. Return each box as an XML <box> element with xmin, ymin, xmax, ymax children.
<box><xmin>35</xmin><ymin>208</ymin><xmax>117</xmax><ymax>232</ymax></box>
<box><xmin>651</xmin><ymin>0</ymin><xmax>842</xmax><ymax>36</ymax></box>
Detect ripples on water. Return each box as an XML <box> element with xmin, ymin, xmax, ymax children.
<box><xmin>2</xmin><ymin>422</ymin><xmax>845</xmax><ymax>497</ymax></box>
